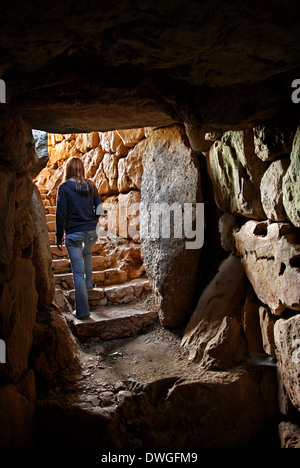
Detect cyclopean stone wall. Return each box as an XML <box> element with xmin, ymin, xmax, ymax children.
<box><xmin>181</xmin><ymin>120</ymin><xmax>300</xmax><ymax>443</ymax></box>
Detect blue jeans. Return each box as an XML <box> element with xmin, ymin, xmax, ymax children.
<box><xmin>65</xmin><ymin>230</ymin><xmax>98</xmax><ymax>318</ymax></box>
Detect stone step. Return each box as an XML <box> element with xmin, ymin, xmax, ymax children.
<box><xmin>47</xmin><ymin>220</ymin><xmax>56</xmax><ymax>232</ymax></box>
<box><xmin>52</xmin><ymin>255</ymin><xmax>109</xmax><ymax>274</ymax></box>
<box><xmin>46</xmin><ymin>206</ymin><xmax>56</xmax><ymax>215</ymax></box>
<box><xmin>52</xmin><ymin>258</ymin><xmax>70</xmax><ymax>273</ymax></box>
<box><xmin>67</xmin><ymin>302</ymin><xmax>157</xmax><ymax>340</ymax></box>
<box><xmin>46</xmin><ymin>213</ymin><xmax>56</xmax><ymax>222</ymax></box>
<box><xmin>49</xmin><ymin>233</ymin><xmax>56</xmax><ymax>244</ymax></box>
<box><xmin>54</xmin><ymin>267</ymin><xmax>132</xmax><ymax>289</ymax></box>
<box><xmin>66</xmin><ymin>277</ymin><xmax>152</xmax><ymax>307</ymax></box>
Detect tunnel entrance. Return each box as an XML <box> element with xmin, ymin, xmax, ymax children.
<box><xmin>2</xmin><ymin>111</ymin><xmax>291</xmax><ymax>448</ymax></box>
<box><xmin>34</xmin><ymin>128</ymin><xmax>159</xmax><ymax>341</ymax></box>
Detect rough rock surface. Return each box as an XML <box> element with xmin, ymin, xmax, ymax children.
<box><xmin>259</xmin><ymin>306</ymin><xmax>277</xmax><ymax>358</ymax></box>
<box><xmin>33</xmin><ymin>321</ymin><xmax>279</xmax><ymax>448</ymax></box>
<box><xmin>207</xmin><ymin>130</ymin><xmax>267</xmax><ymax>219</ymax></box>
<box><xmin>0</xmin><ymin>109</ymin><xmax>39</xmax><ymax>447</ymax></box>
<box><xmin>234</xmin><ymin>220</ymin><xmax>300</xmax><ymax>314</ymax></box>
<box><xmin>30</xmin><ymin>308</ymin><xmax>81</xmax><ymax>387</ymax></box>
<box><xmin>31</xmin><ymin>130</ymin><xmax>49</xmax><ymax>177</ymax></box>
<box><xmin>218</xmin><ymin>213</ymin><xmax>239</xmax><ymax>251</ymax></box>
<box><xmin>30</xmin><ymin>185</ymin><xmax>55</xmax><ymax>308</ymax></box>
<box><xmin>2</xmin><ymin>2</ymin><xmax>300</xmax><ymax>132</ymax></box>
<box><xmin>181</xmin><ymin>253</ymin><xmax>247</xmax><ymax>365</ymax></box>
<box><xmin>140</xmin><ymin>124</ymin><xmax>202</xmax><ymax>327</ymax></box>
<box><xmin>279</xmin><ymin>421</ymin><xmax>300</xmax><ymax>448</ymax></box>
<box><xmin>283</xmin><ymin>125</ymin><xmax>300</xmax><ymax>228</ymax></box>
<box><xmin>274</xmin><ymin>315</ymin><xmax>300</xmax><ymax>412</ymax></box>
<box><xmin>184</xmin><ymin>123</ymin><xmax>214</xmax><ymax>154</ymax></box>
<box><xmin>0</xmin><ymin>370</ymin><xmax>36</xmax><ymax>448</ymax></box>
<box><xmin>260</xmin><ymin>158</ymin><xmax>290</xmax><ymax>221</ymax></box>
<box><xmin>253</xmin><ymin>122</ymin><xmax>295</xmax><ymax>162</ymax></box>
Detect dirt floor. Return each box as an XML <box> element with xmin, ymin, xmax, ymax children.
<box><xmin>80</xmin><ymin>321</ymin><xmax>193</xmax><ymax>381</ymax></box>
<box><xmin>63</xmin><ymin>294</ymin><xmax>201</xmax><ymax>407</ymax></box>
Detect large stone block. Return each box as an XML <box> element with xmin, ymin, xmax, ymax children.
<box><xmin>283</xmin><ymin>125</ymin><xmax>300</xmax><ymax>228</ymax></box>
<box><xmin>274</xmin><ymin>314</ymin><xmax>300</xmax><ymax>412</ymax></box>
<box><xmin>102</xmin><ymin>153</ymin><xmax>119</xmax><ymax>193</ymax></box>
<box><xmin>234</xmin><ymin>220</ymin><xmax>300</xmax><ymax>314</ymax></box>
<box><xmin>207</xmin><ymin>129</ymin><xmax>267</xmax><ymax>219</ymax></box>
<box><xmin>31</xmin><ymin>129</ymin><xmax>49</xmax><ymax>178</ymax></box>
<box><xmin>184</xmin><ymin>123</ymin><xmax>214</xmax><ymax>153</ymax></box>
<box><xmin>49</xmin><ymin>138</ymin><xmax>81</xmax><ymax>164</ymax></box>
<box><xmin>117</xmin><ymin>157</ymin><xmax>136</xmax><ymax>193</ymax></box>
<box><xmin>279</xmin><ymin>421</ymin><xmax>300</xmax><ymax>448</ymax></box>
<box><xmin>140</xmin><ymin>125</ymin><xmax>203</xmax><ymax>327</ymax></box>
<box><xmin>253</xmin><ymin>122</ymin><xmax>295</xmax><ymax>162</ymax></box>
<box><xmin>260</xmin><ymin>158</ymin><xmax>289</xmax><ymax>221</ymax></box>
<box><xmin>181</xmin><ymin>253</ymin><xmax>247</xmax><ymax>364</ymax></box>
<box><xmin>116</xmin><ymin>128</ymin><xmax>145</xmax><ymax>148</ymax></box>
<box><xmin>121</xmin><ymin>138</ymin><xmax>145</xmax><ymax>190</ymax></box>
<box><xmin>75</xmin><ymin>132</ymin><xmax>99</xmax><ymax>153</ymax></box>
<box><xmin>120</xmin><ymin>367</ymin><xmax>278</xmax><ymax>448</ymax></box>
<box><xmin>82</xmin><ymin>146</ymin><xmax>105</xmax><ymax>178</ymax></box>
<box><xmin>99</xmin><ymin>130</ymin><xmax>127</xmax><ymax>155</ymax></box>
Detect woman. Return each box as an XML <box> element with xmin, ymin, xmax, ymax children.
<box><xmin>55</xmin><ymin>157</ymin><xmax>102</xmax><ymax>319</ymax></box>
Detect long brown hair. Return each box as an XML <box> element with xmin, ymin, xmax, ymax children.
<box><xmin>63</xmin><ymin>157</ymin><xmax>96</xmax><ymax>196</ymax></box>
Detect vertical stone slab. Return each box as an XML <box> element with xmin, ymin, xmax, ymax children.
<box><xmin>140</xmin><ymin>125</ymin><xmax>203</xmax><ymax>327</ymax></box>
<box><xmin>260</xmin><ymin>158</ymin><xmax>289</xmax><ymax>221</ymax></box>
<box><xmin>274</xmin><ymin>315</ymin><xmax>300</xmax><ymax>412</ymax></box>
<box><xmin>283</xmin><ymin>125</ymin><xmax>300</xmax><ymax>228</ymax></box>
<box><xmin>207</xmin><ymin>129</ymin><xmax>267</xmax><ymax>219</ymax></box>
<box><xmin>0</xmin><ymin>108</ymin><xmax>38</xmax><ymax>446</ymax></box>
<box><xmin>30</xmin><ymin>185</ymin><xmax>55</xmax><ymax>308</ymax></box>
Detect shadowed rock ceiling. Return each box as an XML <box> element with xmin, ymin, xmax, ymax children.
<box><xmin>1</xmin><ymin>0</ymin><xmax>300</xmax><ymax>132</ymax></box>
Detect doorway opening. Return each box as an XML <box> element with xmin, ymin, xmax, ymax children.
<box><xmin>33</xmin><ymin>128</ymin><xmax>157</xmax><ymax>341</ymax></box>
<box><xmin>32</xmin><ymin>127</ymin><xmax>194</xmax><ymax>412</ymax></box>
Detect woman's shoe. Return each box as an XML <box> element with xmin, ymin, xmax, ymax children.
<box><xmin>87</xmin><ymin>283</ymin><xmax>97</xmax><ymax>290</ymax></box>
<box><xmin>73</xmin><ymin>310</ymin><xmax>90</xmax><ymax>320</ymax></box>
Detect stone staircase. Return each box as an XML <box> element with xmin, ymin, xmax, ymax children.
<box><xmin>40</xmin><ymin>190</ymin><xmax>157</xmax><ymax>339</ymax></box>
